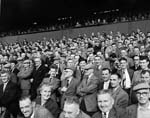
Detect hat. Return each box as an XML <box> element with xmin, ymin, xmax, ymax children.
<box><xmin>17</xmin><ymin>57</ymin><xmax>23</xmax><ymax>61</ymax></box>
<box><xmin>9</xmin><ymin>60</ymin><xmax>17</xmax><ymax>65</ymax></box>
<box><xmin>84</xmin><ymin>63</ymin><xmax>95</xmax><ymax>70</ymax></box>
<box><xmin>65</xmin><ymin>66</ymin><xmax>75</xmax><ymax>72</ymax></box>
<box><xmin>3</xmin><ymin>63</ymin><xmax>11</xmax><ymax>68</ymax></box>
<box><xmin>133</xmin><ymin>80</ymin><xmax>150</xmax><ymax>91</ymax></box>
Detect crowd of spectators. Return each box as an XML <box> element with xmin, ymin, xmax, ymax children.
<box><xmin>0</xmin><ymin>27</ymin><xmax>150</xmax><ymax>118</ymax></box>
<box><xmin>1</xmin><ymin>10</ymin><xmax>150</xmax><ymax>37</ymax></box>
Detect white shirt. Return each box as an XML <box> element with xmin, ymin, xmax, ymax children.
<box><xmin>137</xmin><ymin>102</ymin><xmax>150</xmax><ymax>118</ymax></box>
<box><xmin>3</xmin><ymin>81</ymin><xmax>9</xmax><ymax>92</ymax></box>
<box><xmin>87</xmin><ymin>73</ymin><xmax>93</xmax><ymax>83</ymax></box>
<box><xmin>67</xmin><ymin>77</ymin><xmax>73</xmax><ymax>85</ymax></box>
<box><xmin>122</xmin><ymin>69</ymin><xmax>131</xmax><ymax>89</ymax></box>
<box><xmin>102</xmin><ymin>111</ymin><xmax>109</xmax><ymax>118</ymax></box>
<box><xmin>103</xmin><ymin>80</ymin><xmax>110</xmax><ymax>90</ymax></box>
<box><xmin>30</xmin><ymin>111</ymin><xmax>35</xmax><ymax>118</ymax></box>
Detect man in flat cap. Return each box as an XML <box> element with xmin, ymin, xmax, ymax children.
<box><xmin>77</xmin><ymin>63</ymin><xmax>99</xmax><ymax>116</ymax></box>
<box><xmin>126</xmin><ymin>80</ymin><xmax>150</xmax><ymax>118</ymax></box>
<box><xmin>59</xmin><ymin>66</ymin><xmax>80</xmax><ymax>109</ymax></box>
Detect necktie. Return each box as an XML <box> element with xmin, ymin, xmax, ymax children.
<box><xmin>102</xmin><ymin>112</ymin><xmax>106</xmax><ymax>118</ymax></box>
<box><xmin>122</xmin><ymin>70</ymin><xmax>126</xmax><ymax>88</ymax></box>
<box><xmin>3</xmin><ymin>84</ymin><xmax>6</xmax><ymax>92</ymax></box>
<box><xmin>66</xmin><ymin>79</ymin><xmax>70</xmax><ymax>88</ymax></box>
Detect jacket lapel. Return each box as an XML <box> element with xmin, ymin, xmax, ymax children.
<box><xmin>108</xmin><ymin>108</ymin><xmax>117</xmax><ymax>118</ymax></box>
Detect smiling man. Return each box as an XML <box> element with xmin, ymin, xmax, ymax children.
<box><xmin>127</xmin><ymin>80</ymin><xmax>150</xmax><ymax>118</ymax></box>
<box><xmin>19</xmin><ymin>95</ymin><xmax>54</xmax><ymax>118</ymax></box>
<box><xmin>92</xmin><ymin>90</ymin><xmax>127</xmax><ymax>118</ymax></box>
<box><xmin>59</xmin><ymin>97</ymin><xmax>90</xmax><ymax>118</ymax></box>
<box><xmin>110</xmin><ymin>73</ymin><xmax>129</xmax><ymax>109</ymax></box>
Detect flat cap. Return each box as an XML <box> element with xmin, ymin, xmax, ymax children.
<box><xmin>133</xmin><ymin>80</ymin><xmax>150</xmax><ymax>91</ymax></box>
<box><xmin>84</xmin><ymin>63</ymin><xmax>95</xmax><ymax>70</ymax></box>
<box><xmin>65</xmin><ymin>66</ymin><xmax>75</xmax><ymax>72</ymax></box>
<box><xmin>3</xmin><ymin>63</ymin><xmax>11</xmax><ymax>68</ymax></box>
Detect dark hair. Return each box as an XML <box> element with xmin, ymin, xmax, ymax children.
<box><xmin>50</xmin><ymin>64</ymin><xmax>58</xmax><ymax>70</ymax></box>
<box><xmin>119</xmin><ymin>57</ymin><xmax>127</xmax><ymax>62</ymax></box>
<box><xmin>139</xmin><ymin>56</ymin><xmax>149</xmax><ymax>61</ymax></box>
<box><xmin>102</xmin><ymin>68</ymin><xmax>111</xmax><ymax>73</ymax></box>
<box><xmin>111</xmin><ymin>73</ymin><xmax>121</xmax><ymax>79</ymax></box>
<box><xmin>19</xmin><ymin>95</ymin><xmax>31</xmax><ymax>102</ymax></box>
<box><xmin>141</xmin><ymin>70</ymin><xmax>150</xmax><ymax>76</ymax></box>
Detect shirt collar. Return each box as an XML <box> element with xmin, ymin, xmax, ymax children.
<box><xmin>89</xmin><ymin>73</ymin><xmax>93</xmax><ymax>78</ymax></box>
<box><xmin>138</xmin><ymin>102</ymin><xmax>150</xmax><ymax>110</ymax></box>
<box><xmin>30</xmin><ymin>110</ymin><xmax>35</xmax><ymax>118</ymax></box>
<box><xmin>102</xmin><ymin>111</ymin><xmax>109</xmax><ymax>118</ymax></box>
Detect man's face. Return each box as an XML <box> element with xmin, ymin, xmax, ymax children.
<box><xmin>67</xmin><ymin>59</ymin><xmax>74</xmax><ymax>67</ymax></box>
<box><xmin>136</xmin><ymin>89</ymin><xmax>150</xmax><ymax>105</ymax></box>
<box><xmin>49</xmin><ymin>68</ymin><xmax>56</xmax><ymax>77</ymax></box>
<box><xmin>110</xmin><ymin>75</ymin><xmax>120</xmax><ymax>88</ymax></box>
<box><xmin>141</xmin><ymin>72</ymin><xmax>150</xmax><ymax>82</ymax></box>
<box><xmin>102</xmin><ymin>70</ymin><xmax>110</xmax><ymax>82</ymax></box>
<box><xmin>120</xmin><ymin>60</ymin><xmax>127</xmax><ymax>69</ymax></box>
<box><xmin>1</xmin><ymin>73</ymin><xmax>9</xmax><ymax>83</ymax></box>
<box><xmin>79</xmin><ymin>61</ymin><xmax>86</xmax><ymax>69</ymax></box>
<box><xmin>64</xmin><ymin>69</ymin><xmax>73</xmax><ymax>78</ymax></box>
<box><xmin>133</xmin><ymin>56</ymin><xmax>140</xmax><ymax>65</ymax></box>
<box><xmin>140</xmin><ymin>60</ymin><xmax>149</xmax><ymax>70</ymax></box>
<box><xmin>63</xmin><ymin>103</ymin><xmax>79</xmax><ymax>118</ymax></box>
<box><xmin>19</xmin><ymin>99</ymin><xmax>33</xmax><ymax>118</ymax></box>
<box><xmin>121</xmin><ymin>50</ymin><xmax>127</xmax><ymax>57</ymax></box>
<box><xmin>96</xmin><ymin>51</ymin><xmax>102</xmax><ymax>57</ymax></box>
<box><xmin>97</xmin><ymin>93</ymin><xmax>114</xmax><ymax>112</ymax></box>
<box><xmin>40</xmin><ymin>86</ymin><xmax>51</xmax><ymax>101</ymax></box>
<box><xmin>94</xmin><ymin>57</ymin><xmax>102</xmax><ymax>65</ymax></box>
<box><xmin>140</xmin><ymin>46</ymin><xmax>145</xmax><ymax>52</ymax></box>
<box><xmin>23</xmin><ymin>60</ymin><xmax>30</xmax><ymax>68</ymax></box>
<box><xmin>34</xmin><ymin>58</ymin><xmax>41</xmax><ymax>67</ymax></box>
<box><xmin>134</xmin><ymin>48</ymin><xmax>140</xmax><ymax>55</ymax></box>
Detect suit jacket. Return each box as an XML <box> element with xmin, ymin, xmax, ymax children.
<box><xmin>126</xmin><ymin>104</ymin><xmax>138</xmax><ymax>118</ymax></box>
<box><xmin>130</xmin><ymin>65</ymin><xmax>141</xmax><ymax>71</ymax></box>
<box><xmin>60</xmin><ymin>77</ymin><xmax>80</xmax><ymax>108</ymax></box>
<box><xmin>31</xmin><ymin>65</ymin><xmax>49</xmax><ymax>100</ymax></box>
<box><xmin>132</xmin><ymin>70</ymin><xmax>143</xmax><ymax>84</ymax></box>
<box><xmin>42</xmin><ymin>76</ymin><xmax>60</xmax><ymax>91</ymax></box>
<box><xmin>61</xmin><ymin>77</ymin><xmax>80</xmax><ymax>96</ymax></box>
<box><xmin>126</xmin><ymin>57</ymin><xmax>134</xmax><ymax>68</ymax></box>
<box><xmin>17</xmin><ymin>66</ymin><xmax>34</xmax><ymax>89</ymax></box>
<box><xmin>92</xmin><ymin>107</ymin><xmax>127</xmax><ymax>118</ymax></box>
<box><xmin>77</xmin><ymin>74</ymin><xmax>99</xmax><ymax>112</ymax></box>
<box><xmin>32</xmin><ymin>65</ymin><xmax>49</xmax><ymax>90</ymax></box>
<box><xmin>98</xmin><ymin>81</ymin><xmax>111</xmax><ymax>90</ymax></box>
<box><xmin>12</xmin><ymin>68</ymin><xmax>19</xmax><ymax>76</ymax></box>
<box><xmin>0</xmin><ymin>81</ymin><xmax>20</xmax><ymax>116</ymax></box>
<box><xmin>33</xmin><ymin>105</ymin><xmax>54</xmax><ymax>118</ymax></box>
<box><xmin>10</xmin><ymin>72</ymin><xmax>18</xmax><ymax>84</ymax></box>
<box><xmin>35</xmin><ymin>97</ymin><xmax>60</xmax><ymax>118</ymax></box>
<box><xmin>111</xmin><ymin>86</ymin><xmax>129</xmax><ymax>109</ymax></box>
<box><xmin>117</xmin><ymin>69</ymin><xmax>134</xmax><ymax>82</ymax></box>
<box><xmin>59</xmin><ymin>111</ymin><xmax>91</xmax><ymax>118</ymax></box>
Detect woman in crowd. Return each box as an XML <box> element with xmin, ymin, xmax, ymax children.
<box><xmin>35</xmin><ymin>82</ymin><xmax>60</xmax><ymax>118</ymax></box>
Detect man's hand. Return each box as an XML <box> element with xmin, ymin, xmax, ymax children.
<box><xmin>61</xmin><ymin>86</ymin><xmax>67</xmax><ymax>92</ymax></box>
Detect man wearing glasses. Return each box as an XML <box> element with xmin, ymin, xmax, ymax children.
<box><xmin>126</xmin><ymin>80</ymin><xmax>150</xmax><ymax>118</ymax></box>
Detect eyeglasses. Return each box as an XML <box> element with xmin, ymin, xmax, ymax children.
<box><xmin>136</xmin><ymin>92</ymin><xmax>149</xmax><ymax>97</ymax></box>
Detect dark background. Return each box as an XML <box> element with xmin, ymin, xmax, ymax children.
<box><xmin>0</xmin><ymin>0</ymin><xmax>149</xmax><ymax>32</ymax></box>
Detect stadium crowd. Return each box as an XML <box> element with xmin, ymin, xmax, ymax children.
<box><xmin>0</xmin><ymin>27</ymin><xmax>150</xmax><ymax>118</ymax></box>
